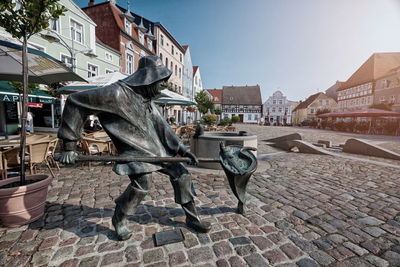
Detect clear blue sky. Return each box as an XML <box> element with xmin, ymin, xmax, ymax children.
<box><xmin>74</xmin><ymin>0</ymin><xmax>400</xmax><ymax>102</ymax></box>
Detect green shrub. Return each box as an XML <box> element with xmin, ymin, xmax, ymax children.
<box><xmin>219</xmin><ymin>117</ymin><xmax>232</xmax><ymax>126</ymax></box>
<box><xmin>202</xmin><ymin>114</ymin><xmax>218</xmax><ymax>125</ymax></box>
<box><xmin>231</xmin><ymin>116</ymin><xmax>240</xmax><ymax>123</ymax></box>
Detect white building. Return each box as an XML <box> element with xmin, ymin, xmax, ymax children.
<box><xmin>263</xmin><ymin>90</ymin><xmax>298</xmax><ymax>125</ymax></box>
<box><xmin>193</xmin><ymin>66</ymin><xmax>203</xmax><ymax>121</ymax></box>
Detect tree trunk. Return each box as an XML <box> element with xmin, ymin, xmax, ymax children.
<box><xmin>19</xmin><ymin>34</ymin><xmax>29</xmax><ymax>186</ymax></box>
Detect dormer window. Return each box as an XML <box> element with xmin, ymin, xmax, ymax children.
<box><xmin>139</xmin><ymin>31</ymin><xmax>144</xmax><ymax>44</ymax></box>
<box><xmin>147</xmin><ymin>39</ymin><xmax>152</xmax><ymax>50</ymax></box>
<box><xmin>125</xmin><ymin>19</ymin><xmax>131</xmax><ymax>34</ymax></box>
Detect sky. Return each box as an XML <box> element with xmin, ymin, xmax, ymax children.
<box><xmin>74</xmin><ymin>0</ymin><xmax>400</xmax><ymax>102</ymax></box>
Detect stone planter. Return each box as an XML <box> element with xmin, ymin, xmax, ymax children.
<box><xmin>0</xmin><ymin>174</ymin><xmax>52</xmax><ymax>227</ymax></box>
<box><xmin>191</xmin><ymin>132</ymin><xmax>257</xmax><ymax>169</ymax></box>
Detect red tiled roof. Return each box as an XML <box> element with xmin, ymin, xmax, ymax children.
<box><xmin>340</xmin><ymin>52</ymin><xmax>400</xmax><ymax>90</ymax></box>
<box><xmin>292</xmin><ymin>92</ymin><xmax>323</xmax><ymax>112</ymax></box>
<box><xmin>193</xmin><ymin>66</ymin><xmax>199</xmax><ymax>75</ymax></box>
<box><xmin>206</xmin><ymin>89</ymin><xmax>223</xmax><ymax>104</ymax></box>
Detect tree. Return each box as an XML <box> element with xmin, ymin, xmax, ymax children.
<box><xmin>214</xmin><ymin>108</ymin><xmax>222</xmax><ymax>115</ymax></box>
<box><xmin>194</xmin><ymin>91</ymin><xmax>213</xmax><ymax>114</ymax></box>
<box><xmin>0</xmin><ymin>0</ymin><xmax>66</xmax><ymax>185</ymax></box>
<box><xmin>8</xmin><ymin>81</ymin><xmax>39</xmax><ymax>94</ymax></box>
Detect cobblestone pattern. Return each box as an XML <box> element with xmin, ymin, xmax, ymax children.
<box><xmin>0</xmin><ymin>164</ymin><xmax>311</xmax><ymax>266</ymax></box>
<box><xmin>249</xmin><ymin>153</ymin><xmax>400</xmax><ymax>267</ymax></box>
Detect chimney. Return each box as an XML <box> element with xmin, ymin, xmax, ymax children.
<box><xmin>109</xmin><ymin>0</ymin><xmax>116</xmax><ymax>5</ymax></box>
<box><xmin>88</xmin><ymin>0</ymin><xmax>95</xmax><ymax>6</ymax></box>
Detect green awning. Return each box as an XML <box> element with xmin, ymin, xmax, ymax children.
<box><xmin>0</xmin><ymin>81</ymin><xmax>56</xmax><ymax>104</ymax></box>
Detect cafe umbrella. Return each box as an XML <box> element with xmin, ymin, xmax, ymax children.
<box><xmin>0</xmin><ymin>39</ymin><xmax>86</xmax><ymax>183</ymax></box>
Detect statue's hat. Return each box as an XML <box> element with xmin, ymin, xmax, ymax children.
<box><xmin>122</xmin><ymin>56</ymin><xmax>172</xmax><ymax>87</ymax></box>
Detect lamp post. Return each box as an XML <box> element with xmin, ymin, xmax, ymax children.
<box><xmin>41</xmin><ymin>26</ymin><xmax>97</xmax><ymax>72</ymax></box>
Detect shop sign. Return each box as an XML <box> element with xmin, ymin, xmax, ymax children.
<box><xmin>0</xmin><ymin>92</ymin><xmax>55</xmax><ymax>104</ymax></box>
<box><xmin>28</xmin><ymin>103</ymin><xmax>43</xmax><ymax>108</ymax></box>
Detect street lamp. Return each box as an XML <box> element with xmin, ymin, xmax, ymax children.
<box><xmin>41</xmin><ymin>27</ymin><xmax>97</xmax><ymax>72</ymax></box>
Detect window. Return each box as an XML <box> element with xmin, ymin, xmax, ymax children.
<box><xmin>310</xmin><ymin>108</ymin><xmax>315</xmax><ymax>114</ymax></box>
<box><xmin>160</xmin><ymin>35</ymin><xmax>164</xmax><ymax>46</ymax></box>
<box><xmin>70</xmin><ymin>19</ymin><xmax>83</xmax><ymax>43</ymax></box>
<box><xmin>61</xmin><ymin>54</ymin><xmax>72</xmax><ymax>67</ymax></box>
<box><xmin>380</xmin><ymin>96</ymin><xmax>386</xmax><ymax>103</ymax></box>
<box><xmin>390</xmin><ymin>95</ymin><xmax>396</xmax><ymax>103</ymax></box>
<box><xmin>50</xmin><ymin>19</ymin><xmax>60</xmax><ymax>32</ymax></box>
<box><xmin>105</xmin><ymin>69</ymin><xmax>113</xmax><ymax>74</ymax></box>
<box><xmin>87</xmin><ymin>64</ymin><xmax>98</xmax><ymax>78</ymax></box>
<box><xmin>247</xmin><ymin>114</ymin><xmax>252</xmax><ymax>120</ymax></box>
<box><xmin>272</xmin><ymin>100</ymin><xmax>276</xmax><ymax>104</ymax></box>
<box><xmin>179</xmin><ymin>68</ymin><xmax>181</xmax><ymax>79</ymax></box>
<box><xmin>125</xmin><ymin>19</ymin><xmax>131</xmax><ymax>34</ymax></box>
<box><xmin>165</xmin><ymin>58</ymin><xmax>168</xmax><ymax>68</ymax></box>
<box><xmin>126</xmin><ymin>53</ymin><xmax>134</xmax><ymax>74</ymax></box>
<box><xmin>159</xmin><ymin>53</ymin><xmax>163</xmax><ymax>60</ymax></box>
<box><xmin>285</xmin><ymin>108</ymin><xmax>288</xmax><ymax>113</ymax></box>
<box><xmin>175</xmin><ymin>65</ymin><xmax>177</xmax><ymax>76</ymax></box>
<box><xmin>254</xmin><ymin>114</ymin><xmax>258</xmax><ymax>120</ymax></box>
<box><xmin>278</xmin><ymin>100</ymin><xmax>282</xmax><ymax>105</ymax></box>
<box><xmin>325</xmin><ymin>100</ymin><xmax>329</xmax><ymax>105</ymax></box>
<box><xmin>171</xmin><ymin>46</ymin><xmax>174</xmax><ymax>55</ymax></box>
<box><xmin>147</xmin><ymin>39</ymin><xmax>152</xmax><ymax>50</ymax></box>
<box><xmin>272</xmin><ymin>107</ymin><xmax>276</xmax><ymax>112</ymax></box>
<box><xmin>105</xmin><ymin>52</ymin><xmax>113</xmax><ymax>62</ymax></box>
<box><xmin>139</xmin><ymin>31</ymin><xmax>144</xmax><ymax>44</ymax></box>
<box><xmin>170</xmin><ymin>62</ymin><xmax>173</xmax><ymax>71</ymax></box>
<box><xmin>180</xmin><ymin>54</ymin><xmax>182</xmax><ymax>62</ymax></box>
<box><xmin>278</xmin><ymin>107</ymin><xmax>282</xmax><ymax>112</ymax></box>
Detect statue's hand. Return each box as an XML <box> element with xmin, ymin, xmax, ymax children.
<box><xmin>59</xmin><ymin>151</ymin><xmax>79</xmax><ymax>164</ymax></box>
<box><xmin>184</xmin><ymin>151</ymin><xmax>199</xmax><ymax>166</ymax></box>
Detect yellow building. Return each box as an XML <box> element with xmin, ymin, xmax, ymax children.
<box><xmin>292</xmin><ymin>93</ymin><xmax>337</xmax><ymax>125</ymax></box>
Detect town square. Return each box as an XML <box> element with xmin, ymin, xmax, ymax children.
<box><xmin>1</xmin><ymin>0</ymin><xmax>400</xmax><ymax>266</ymax></box>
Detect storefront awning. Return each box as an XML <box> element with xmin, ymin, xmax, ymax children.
<box><xmin>0</xmin><ymin>81</ymin><xmax>56</xmax><ymax>104</ymax></box>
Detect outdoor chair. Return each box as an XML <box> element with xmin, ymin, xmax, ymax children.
<box><xmin>2</xmin><ymin>146</ymin><xmax>29</xmax><ymax>179</ymax></box>
<box><xmin>27</xmin><ymin>141</ymin><xmax>55</xmax><ymax>178</ymax></box>
<box><xmin>46</xmin><ymin>137</ymin><xmax>60</xmax><ymax>171</ymax></box>
<box><xmin>81</xmin><ymin>138</ymin><xmax>111</xmax><ymax>168</ymax></box>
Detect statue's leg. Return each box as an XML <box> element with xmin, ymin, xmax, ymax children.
<box><xmin>159</xmin><ymin>163</ymin><xmax>211</xmax><ymax>233</ymax></box>
<box><xmin>112</xmin><ymin>173</ymin><xmax>151</xmax><ymax>241</ymax></box>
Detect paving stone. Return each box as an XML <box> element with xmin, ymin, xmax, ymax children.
<box><xmin>263</xmin><ymin>249</ymin><xmax>288</xmax><ymax>265</ymax></box>
<box><xmin>100</xmin><ymin>251</ymin><xmax>124</xmax><ymax>266</ymax></box>
<box><xmin>363</xmin><ymin>227</ymin><xmax>386</xmax><ymax>237</ymax></box>
<box><xmin>213</xmin><ymin>241</ymin><xmax>233</xmax><ymax>257</ymax></box>
<box><xmin>52</xmin><ymin>246</ymin><xmax>74</xmax><ymax>262</ymax></box>
<box><xmin>280</xmin><ymin>243</ymin><xmax>303</xmax><ymax>259</ymax></box>
<box><xmin>59</xmin><ymin>259</ymin><xmax>79</xmax><ymax>267</ymax></box>
<box><xmin>334</xmin><ymin>257</ymin><xmax>374</xmax><ymax>267</ymax></box>
<box><xmin>79</xmin><ymin>256</ymin><xmax>100</xmax><ymax>267</ymax></box>
<box><xmin>229</xmin><ymin>236</ymin><xmax>252</xmax><ymax>246</ymax></box>
<box><xmin>97</xmin><ymin>241</ymin><xmax>124</xmax><ymax>253</ymax></box>
<box><xmin>210</xmin><ymin>230</ymin><xmax>232</xmax><ymax>242</ymax></box>
<box><xmin>244</xmin><ymin>253</ymin><xmax>269</xmax><ymax>267</ymax></box>
<box><xmin>235</xmin><ymin>244</ymin><xmax>257</xmax><ymax>256</ymax></box>
<box><xmin>365</xmin><ymin>255</ymin><xmax>389</xmax><ymax>267</ymax></box>
<box><xmin>289</xmin><ymin>236</ymin><xmax>317</xmax><ymax>253</ymax></box>
<box><xmin>250</xmin><ymin>236</ymin><xmax>274</xmax><ymax>250</ymax></box>
<box><xmin>75</xmin><ymin>245</ymin><xmax>95</xmax><ymax>257</ymax></box>
<box><xmin>309</xmin><ymin>250</ymin><xmax>336</xmax><ymax>265</ymax></box>
<box><xmin>228</xmin><ymin>256</ymin><xmax>247</xmax><ymax>267</ymax></box>
<box><xmin>31</xmin><ymin>249</ymin><xmax>54</xmax><ymax>266</ymax></box>
<box><xmin>216</xmin><ymin>259</ymin><xmax>229</xmax><ymax>267</ymax></box>
<box><xmin>382</xmin><ymin>251</ymin><xmax>400</xmax><ymax>266</ymax></box>
<box><xmin>313</xmin><ymin>238</ymin><xmax>334</xmax><ymax>250</ymax></box>
<box><xmin>343</xmin><ymin>241</ymin><xmax>369</xmax><ymax>256</ymax></box>
<box><xmin>358</xmin><ymin>216</ymin><xmax>385</xmax><ymax>226</ymax></box>
<box><xmin>169</xmin><ymin>251</ymin><xmax>187</xmax><ymax>265</ymax></box>
<box><xmin>296</xmin><ymin>258</ymin><xmax>320</xmax><ymax>267</ymax></box>
<box><xmin>125</xmin><ymin>245</ymin><xmax>140</xmax><ymax>262</ymax></box>
<box><xmin>187</xmin><ymin>247</ymin><xmax>213</xmax><ymax>264</ymax></box>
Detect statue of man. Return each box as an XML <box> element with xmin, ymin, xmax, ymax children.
<box><xmin>58</xmin><ymin>56</ymin><xmax>211</xmax><ymax>240</ymax></box>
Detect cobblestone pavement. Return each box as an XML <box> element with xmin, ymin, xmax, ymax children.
<box><xmin>235</xmin><ymin>125</ymin><xmax>400</xmax><ymax>155</ymax></box>
<box><xmin>1</xmin><ymin>126</ymin><xmax>400</xmax><ymax>266</ymax></box>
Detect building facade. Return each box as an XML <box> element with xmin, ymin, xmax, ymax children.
<box><xmin>222</xmin><ymin>85</ymin><xmax>262</xmax><ymax>123</ymax></box>
<box><xmin>192</xmin><ymin>66</ymin><xmax>203</xmax><ymax>121</ymax></box>
<box><xmin>292</xmin><ymin>93</ymin><xmax>337</xmax><ymax>125</ymax></box>
<box><xmin>263</xmin><ymin>90</ymin><xmax>298</xmax><ymax>125</ymax></box>
<box><xmin>337</xmin><ymin>52</ymin><xmax>400</xmax><ymax>112</ymax></box>
<box><xmin>83</xmin><ymin>1</ymin><xmax>155</xmax><ymax>75</ymax></box>
<box><xmin>374</xmin><ymin>68</ymin><xmax>400</xmax><ymax>112</ymax></box>
<box><xmin>206</xmin><ymin>89</ymin><xmax>223</xmax><ymax>111</ymax></box>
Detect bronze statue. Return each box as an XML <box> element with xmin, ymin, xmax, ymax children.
<box><xmin>58</xmin><ymin>56</ymin><xmax>211</xmax><ymax>240</ymax></box>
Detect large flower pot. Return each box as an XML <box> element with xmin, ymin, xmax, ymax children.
<box><xmin>0</xmin><ymin>174</ymin><xmax>52</xmax><ymax>227</ymax></box>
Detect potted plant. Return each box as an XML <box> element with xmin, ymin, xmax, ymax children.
<box><xmin>0</xmin><ymin>0</ymin><xmax>66</xmax><ymax>227</ymax></box>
